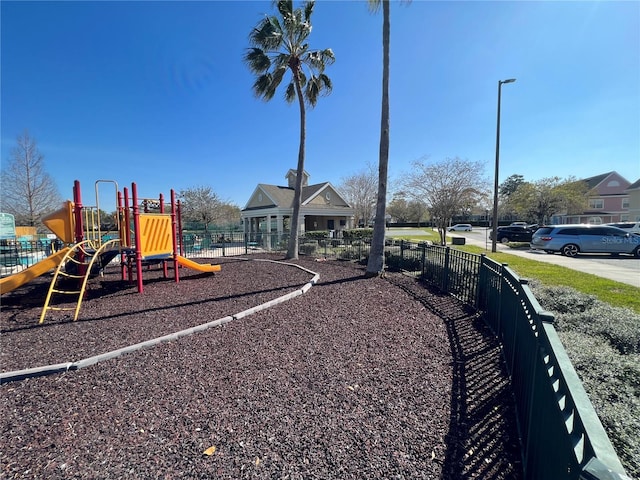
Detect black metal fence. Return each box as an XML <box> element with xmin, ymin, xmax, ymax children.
<box><xmin>0</xmin><ymin>232</ymin><xmax>629</xmax><ymax>479</ymax></box>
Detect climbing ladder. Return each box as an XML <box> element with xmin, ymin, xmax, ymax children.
<box><xmin>39</xmin><ymin>239</ymin><xmax>121</xmax><ymax>324</ymax></box>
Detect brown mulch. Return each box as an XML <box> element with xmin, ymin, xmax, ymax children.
<box><xmin>1</xmin><ymin>255</ymin><xmax>522</xmax><ymax>479</ymax></box>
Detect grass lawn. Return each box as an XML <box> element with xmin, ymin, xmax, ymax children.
<box><xmin>386</xmin><ymin>229</ymin><xmax>639</xmax><ymax>313</ymax></box>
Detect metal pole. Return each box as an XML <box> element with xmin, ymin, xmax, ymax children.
<box><xmin>491</xmin><ymin>78</ymin><xmax>516</xmax><ymax>253</ymax></box>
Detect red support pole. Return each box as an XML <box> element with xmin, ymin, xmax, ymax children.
<box><xmin>124</xmin><ymin>187</ymin><xmax>133</xmax><ymax>284</ymax></box>
<box><xmin>177</xmin><ymin>200</ymin><xmax>184</xmax><ymax>257</ymax></box>
<box><xmin>132</xmin><ymin>182</ymin><xmax>144</xmax><ymax>294</ymax></box>
<box><xmin>171</xmin><ymin>189</ymin><xmax>180</xmax><ymax>284</ymax></box>
<box><xmin>159</xmin><ymin>193</ymin><xmax>169</xmax><ymax>278</ymax></box>
<box><xmin>73</xmin><ymin>180</ymin><xmax>86</xmax><ymax>279</ymax></box>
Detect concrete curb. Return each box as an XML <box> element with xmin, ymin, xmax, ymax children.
<box><xmin>0</xmin><ymin>259</ymin><xmax>319</xmax><ymax>384</ymax></box>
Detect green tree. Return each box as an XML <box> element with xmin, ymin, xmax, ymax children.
<box><xmin>509</xmin><ymin>176</ymin><xmax>588</xmax><ymax>225</ymax></box>
<box><xmin>244</xmin><ymin>0</ymin><xmax>334</xmax><ymax>259</ymax></box>
<box><xmin>366</xmin><ymin>0</ymin><xmax>391</xmax><ymax>277</ymax></box>
<box><xmin>499</xmin><ymin>173</ymin><xmax>526</xmax><ymax>220</ymax></box>
<box><xmin>499</xmin><ymin>173</ymin><xmax>525</xmax><ymax>197</ymax></box>
<box><xmin>0</xmin><ymin>129</ymin><xmax>62</xmax><ymax>231</ymax></box>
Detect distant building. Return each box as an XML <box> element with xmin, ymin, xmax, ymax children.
<box><xmin>240</xmin><ymin>170</ymin><xmax>355</xmax><ymax>242</ymax></box>
<box><xmin>552</xmin><ymin>171</ymin><xmax>631</xmax><ymax>224</ymax></box>
<box><xmin>625</xmin><ymin>178</ymin><xmax>640</xmax><ymax>222</ymax></box>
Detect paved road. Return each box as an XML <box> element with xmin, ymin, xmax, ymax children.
<box><xmin>386</xmin><ymin>227</ymin><xmax>640</xmax><ymax>288</ymax></box>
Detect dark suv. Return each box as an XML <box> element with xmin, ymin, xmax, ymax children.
<box><xmin>490</xmin><ymin>225</ymin><xmax>534</xmax><ymax>243</ymax></box>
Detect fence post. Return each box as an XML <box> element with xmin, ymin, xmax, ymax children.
<box><xmin>421</xmin><ymin>242</ymin><xmax>426</xmax><ymax>278</ymax></box>
<box><xmin>443</xmin><ymin>247</ymin><xmax>451</xmax><ymax>292</ymax></box>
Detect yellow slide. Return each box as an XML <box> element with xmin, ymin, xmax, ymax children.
<box><xmin>0</xmin><ymin>247</ymin><xmax>71</xmax><ymax>294</ymax></box>
<box><xmin>176</xmin><ymin>255</ymin><xmax>221</xmax><ymax>273</ymax></box>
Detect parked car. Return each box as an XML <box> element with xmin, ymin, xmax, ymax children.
<box><xmin>530</xmin><ymin>224</ymin><xmax>640</xmax><ymax>257</ymax></box>
<box><xmin>448</xmin><ymin>224</ymin><xmax>472</xmax><ymax>232</ymax></box>
<box><xmin>490</xmin><ymin>225</ymin><xmax>535</xmax><ymax>243</ymax></box>
<box><xmin>509</xmin><ymin>221</ymin><xmax>528</xmax><ymax>227</ymax></box>
<box><xmin>605</xmin><ymin>221</ymin><xmax>640</xmax><ymax>234</ymax></box>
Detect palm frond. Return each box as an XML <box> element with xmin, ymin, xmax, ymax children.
<box><xmin>267</xmin><ymin>52</ymin><xmax>285</xmax><ymax>70</ymax></box>
<box><xmin>276</xmin><ymin>0</ymin><xmax>294</xmax><ymax>19</ymax></box>
<box><xmin>271</xmin><ymin>65</ymin><xmax>288</xmax><ymax>89</ymax></box>
<box><xmin>249</xmin><ymin>16</ymin><xmax>283</xmax><ymax>50</ymax></box>
<box><xmin>317</xmin><ymin>73</ymin><xmax>332</xmax><ymax>92</ymax></box>
<box><xmin>303</xmin><ymin>0</ymin><xmax>314</xmax><ymax>21</ymax></box>
<box><xmin>284</xmin><ymin>81</ymin><xmax>296</xmax><ymax>103</ymax></box>
<box><xmin>297</xmin><ymin>70</ymin><xmax>307</xmax><ymax>88</ymax></box>
<box><xmin>253</xmin><ymin>74</ymin><xmax>277</xmax><ymax>101</ymax></box>
<box><xmin>305</xmin><ymin>73</ymin><xmax>332</xmax><ymax>107</ymax></box>
<box><xmin>367</xmin><ymin>0</ymin><xmax>381</xmax><ymax>13</ymax></box>
<box><xmin>244</xmin><ymin>48</ymin><xmax>271</xmax><ymax>73</ymax></box>
<box><xmin>304</xmin><ymin>48</ymin><xmax>335</xmax><ymax>71</ymax></box>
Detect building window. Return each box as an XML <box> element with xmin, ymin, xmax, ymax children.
<box><xmin>622</xmin><ymin>198</ymin><xmax>629</xmax><ymax>209</ymax></box>
<box><xmin>588</xmin><ymin>217</ymin><xmax>602</xmax><ymax>225</ymax></box>
<box><xmin>607</xmin><ymin>180</ymin><xmax>620</xmax><ymax>187</ymax></box>
<box><xmin>589</xmin><ymin>199</ymin><xmax>604</xmax><ymax>209</ymax></box>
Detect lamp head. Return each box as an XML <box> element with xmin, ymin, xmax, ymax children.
<box><xmin>501</xmin><ymin>78</ymin><xmax>516</xmax><ymax>84</ymax></box>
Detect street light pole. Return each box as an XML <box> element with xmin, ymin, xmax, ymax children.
<box><xmin>491</xmin><ymin>78</ymin><xmax>516</xmax><ymax>253</ymax></box>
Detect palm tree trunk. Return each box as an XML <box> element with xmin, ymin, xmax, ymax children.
<box><xmin>286</xmin><ymin>73</ymin><xmax>307</xmax><ymax>260</ymax></box>
<box><xmin>366</xmin><ymin>0</ymin><xmax>390</xmax><ymax>277</ymax></box>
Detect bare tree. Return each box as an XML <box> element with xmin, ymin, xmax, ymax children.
<box><xmin>0</xmin><ymin>130</ymin><xmax>62</xmax><ymax>230</ymax></box>
<box><xmin>402</xmin><ymin>156</ymin><xmax>490</xmax><ymax>245</ymax></box>
<box><xmin>338</xmin><ymin>163</ymin><xmax>377</xmax><ymax>227</ymax></box>
<box><xmin>179</xmin><ymin>186</ymin><xmax>223</xmax><ymax>233</ymax></box>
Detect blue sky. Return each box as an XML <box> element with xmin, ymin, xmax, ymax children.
<box><xmin>2</xmin><ymin>0</ymin><xmax>639</xmax><ymax>213</ymax></box>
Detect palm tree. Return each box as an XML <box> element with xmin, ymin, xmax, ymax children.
<box><xmin>244</xmin><ymin>0</ymin><xmax>334</xmax><ymax>260</ymax></box>
<box><xmin>365</xmin><ymin>0</ymin><xmax>391</xmax><ymax>277</ymax></box>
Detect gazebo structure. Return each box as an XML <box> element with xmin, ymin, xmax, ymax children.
<box><xmin>240</xmin><ymin>169</ymin><xmax>354</xmax><ymax>244</ymax></box>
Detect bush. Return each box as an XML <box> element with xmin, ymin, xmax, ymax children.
<box><xmin>342</xmin><ymin>228</ymin><xmax>373</xmax><ymax>241</ymax></box>
<box><xmin>299</xmin><ymin>243</ymin><xmax>317</xmax><ymax>255</ymax></box>
<box><xmin>531</xmin><ymin>282</ymin><xmax>639</xmax><ymax>354</ymax></box>
<box><xmin>304</xmin><ymin>231</ymin><xmax>329</xmax><ymax>240</ymax></box>
<box><xmin>530</xmin><ymin>281</ymin><xmax>640</xmax><ymax>477</ymax></box>
<box><xmin>555</xmin><ymin>331</ymin><xmax>640</xmax><ymax>477</ymax></box>
<box><xmin>384</xmin><ymin>252</ymin><xmax>422</xmax><ymax>272</ymax></box>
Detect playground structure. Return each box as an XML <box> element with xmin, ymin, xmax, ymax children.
<box><xmin>0</xmin><ymin>179</ymin><xmax>220</xmax><ymax>323</ymax></box>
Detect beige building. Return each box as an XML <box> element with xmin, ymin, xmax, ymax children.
<box><xmin>241</xmin><ymin>170</ymin><xmax>355</xmax><ymax>242</ymax></box>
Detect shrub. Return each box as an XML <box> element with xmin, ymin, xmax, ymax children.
<box><xmin>384</xmin><ymin>252</ymin><xmax>422</xmax><ymax>272</ymax></box>
<box><xmin>531</xmin><ymin>281</ymin><xmax>639</xmax><ymax>354</ymax></box>
<box><xmin>299</xmin><ymin>243</ymin><xmax>317</xmax><ymax>255</ymax></box>
<box><xmin>342</xmin><ymin>228</ymin><xmax>373</xmax><ymax>241</ymax></box>
<box><xmin>530</xmin><ymin>281</ymin><xmax>640</xmax><ymax>477</ymax></box>
<box><xmin>304</xmin><ymin>231</ymin><xmax>329</xmax><ymax>240</ymax></box>
<box><xmin>556</xmin><ymin>331</ymin><xmax>640</xmax><ymax>477</ymax></box>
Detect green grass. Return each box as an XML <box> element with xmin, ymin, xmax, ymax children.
<box><xmin>457</xmin><ymin>244</ymin><xmax>640</xmax><ymax>313</ymax></box>
<box><xmin>387</xmin><ymin>228</ymin><xmax>639</xmax><ymax>312</ymax></box>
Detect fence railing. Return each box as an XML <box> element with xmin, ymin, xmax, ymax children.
<box><xmin>0</xmin><ymin>232</ymin><xmax>630</xmax><ymax>479</ymax></box>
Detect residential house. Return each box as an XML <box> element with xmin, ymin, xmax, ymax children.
<box><xmin>240</xmin><ymin>170</ymin><xmax>355</xmax><ymax>245</ymax></box>
<box><xmin>553</xmin><ymin>171</ymin><xmax>631</xmax><ymax>224</ymax></box>
<box><xmin>625</xmin><ymin>178</ymin><xmax>640</xmax><ymax>222</ymax></box>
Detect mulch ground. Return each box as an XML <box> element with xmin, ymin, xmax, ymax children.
<box><xmin>1</xmin><ymin>255</ymin><xmax>522</xmax><ymax>479</ymax></box>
